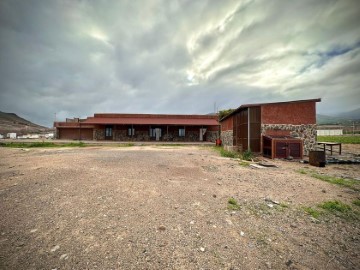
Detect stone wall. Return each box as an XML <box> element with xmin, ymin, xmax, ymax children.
<box><xmin>221</xmin><ymin>130</ymin><xmax>234</xmax><ymax>151</ymax></box>
<box><xmin>94</xmin><ymin>128</ymin><xmax>218</xmax><ymax>142</ymax></box>
<box><xmin>94</xmin><ymin>129</ymin><xmax>105</xmax><ymax>140</ymax></box>
<box><xmin>206</xmin><ymin>131</ymin><xmax>218</xmax><ymax>143</ymax></box>
<box><xmin>113</xmin><ymin>130</ymin><xmax>128</xmax><ymax>141</ymax></box>
<box><xmin>261</xmin><ymin>124</ymin><xmax>317</xmax><ymax>155</ymax></box>
<box><xmin>163</xmin><ymin>131</ymin><xmax>198</xmax><ymax>141</ymax></box>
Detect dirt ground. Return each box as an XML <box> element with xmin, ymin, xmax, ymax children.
<box><xmin>0</xmin><ymin>145</ymin><xmax>359</xmax><ymax>270</ymax></box>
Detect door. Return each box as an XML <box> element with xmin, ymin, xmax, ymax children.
<box><xmin>105</xmin><ymin>126</ymin><xmax>113</xmax><ymax>140</ymax></box>
<box><xmin>199</xmin><ymin>128</ymin><xmax>207</xmax><ymax>141</ymax></box>
<box><xmin>155</xmin><ymin>128</ymin><xmax>161</xmax><ymax>141</ymax></box>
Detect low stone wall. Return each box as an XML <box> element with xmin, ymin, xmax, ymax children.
<box><xmin>261</xmin><ymin>124</ymin><xmax>317</xmax><ymax>155</ymax></box>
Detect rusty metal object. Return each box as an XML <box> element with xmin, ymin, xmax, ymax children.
<box><xmin>309</xmin><ymin>150</ymin><xmax>326</xmax><ymax>167</ymax></box>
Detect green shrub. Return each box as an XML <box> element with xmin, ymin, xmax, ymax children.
<box><xmin>241</xmin><ymin>150</ymin><xmax>253</xmax><ymax>161</ymax></box>
<box><xmin>213</xmin><ymin>146</ymin><xmax>240</xmax><ymax>158</ymax></box>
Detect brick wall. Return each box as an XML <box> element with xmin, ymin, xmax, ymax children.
<box><xmin>261</xmin><ymin>102</ymin><xmax>316</xmax><ymax>125</ymax></box>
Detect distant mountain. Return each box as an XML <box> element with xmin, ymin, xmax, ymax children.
<box><xmin>0</xmin><ymin>111</ymin><xmax>52</xmax><ymax>135</ymax></box>
<box><xmin>336</xmin><ymin>108</ymin><xmax>360</xmax><ymax>120</ymax></box>
<box><xmin>317</xmin><ymin>108</ymin><xmax>360</xmax><ymax>125</ymax></box>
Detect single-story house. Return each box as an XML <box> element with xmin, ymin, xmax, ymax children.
<box><xmin>220</xmin><ymin>98</ymin><xmax>321</xmax><ymax>156</ymax></box>
<box><xmin>54</xmin><ymin>113</ymin><xmax>220</xmax><ymax>142</ymax></box>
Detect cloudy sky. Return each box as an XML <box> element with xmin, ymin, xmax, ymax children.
<box><xmin>0</xmin><ymin>0</ymin><xmax>359</xmax><ymax>127</ymax></box>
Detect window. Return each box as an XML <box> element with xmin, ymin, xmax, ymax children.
<box><xmin>150</xmin><ymin>128</ymin><xmax>161</xmax><ymax>138</ymax></box>
<box><xmin>105</xmin><ymin>127</ymin><xmax>112</xmax><ymax>137</ymax></box>
<box><xmin>179</xmin><ymin>128</ymin><xmax>185</xmax><ymax>137</ymax></box>
<box><xmin>128</xmin><ymin>128</ymin><xmax>135</xmax><ymax>136</ymax></box>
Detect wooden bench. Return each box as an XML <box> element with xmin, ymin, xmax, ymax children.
<box><xmin>317</xmin><ymin>142</ymin><xmax>342</xmax><ymax>155</ymax></box>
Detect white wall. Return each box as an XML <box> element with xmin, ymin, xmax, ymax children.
<box><xmin>317</xmin><ymin>130</ymin><xmax>343</xmax><ymax>136</ymax></box>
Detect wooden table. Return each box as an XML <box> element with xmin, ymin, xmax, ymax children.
<box><xmin>317</xmin><ymin>142</ymin><xmax>342</xmax><ymax>155</ymax></box>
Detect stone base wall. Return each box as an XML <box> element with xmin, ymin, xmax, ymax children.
<box><xmin>221</xmin><ymin>130</ymin><xmax>233</xmax><ymax>147</ymax></box>
<box><xmin>261</xmin><ymin>124</ymin><xmax>317</xmax><ymax>155</ymax></box>
<box><xmin>94</xmin><ymin>129</ymin><xmax>105</xmax><ymax>140</ymax></box>
<box><xmin>94</xmin><ymin>128</ymin><xmax>218</xmax><ymax>142</ymax></box>
<box><xmin>113</xmin><ymin>130</ymin><xmax>128</xmax><ymax>141</ymax></box>
<box><xmin>206</xmin><ymin>131</ymin><xmax>218</xmax><ymax>143</ymax></box>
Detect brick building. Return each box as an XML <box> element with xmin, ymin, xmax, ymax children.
<box><xmin>54</xmin><ymin>113</ymin><xmax>220</xmax><ymax>142</ymax></box>
<box><xmin>220</xmin><ymin>99</ymin><xmax>321</xmax><ymax>156</ymax></box>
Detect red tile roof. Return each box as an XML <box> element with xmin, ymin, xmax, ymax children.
<box><xmin>84</xmin><ymin>116</ymin><xmax>218</xmax><ymax>126</ymax></box>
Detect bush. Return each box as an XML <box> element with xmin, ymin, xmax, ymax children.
<box><xmin>241</xmin><ymin>150</ymin><xmax>253</xmax><ymax>161</ymax></box>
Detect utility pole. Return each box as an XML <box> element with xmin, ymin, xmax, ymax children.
<box><xmin>353</xmin><ymin>121</ymin><xmax>355</xmax><ymax>135</ymax></box>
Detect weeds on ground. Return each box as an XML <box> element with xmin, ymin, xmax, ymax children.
<box><xmin>0</xmin><ymin>142</ymin><xmax>86</xmax><ymax>148</ymax></box>
<box><xmin>303</xmin><ymin>206</ymin><xmax>321</xmax><ymax>218</ymax></box>
<box><xmin>311</xmin><ymin>173</ymin><xmax>359</xmax><ymax>191</ymax></box>
<box><xmin>227</xmin><ymin>197</ymin><xmax>241</xmax><ymax>210</ymax></box>
<box><xmin>241</xmin><ymin>150</ymin><xmax>253</xmax><ymax>161</ymax></box>
<box><xmin>296</xmin><ymin>169</ymin><xmax>307</xmax><ymax>174</ymax></box>
<box><xmin>352</xmin><ymin>199</ymin><xmax>360</xmax><ymax>207</ymax></box>
<box><xmin>279</xmin><ymin>202</ymin><xmax>289</xmax><ymax>208</ymax></box>
<box><xmin>62</xmin><ymin>142</ymin><xmax>86</xmax><ymax>147</ymax></box>
<box><xmin>295</xmin><ymin>169</ymin><xmax>359</xmax><ymax>191</ymax></box>
<box><xmin>118</xmin><ymin>143</ymin><xmax>135</xmax><ymax>147</ymax></box>
<box><xmin>239</xmin><ymin>161</ymin><xmax>250</xmax><ymax>167</ymax></box>
<box><xmin>319</xmin><ymin>200</ymin><xmax>351</xmax><ymax>213</ymax></box>
<box><xmin>156</xmin><ymin>144</ymin><xmax>186</xmax><ymax>147</ymax></box>
<box><xmin>213</xmin><ymin>146</ymin><xmax>240</xmax><ymax>158</ymax></box>
<box><xmin>303</xmin><ymin>200</ymin><xmax>359</xmax><ymax>221</ymax></box>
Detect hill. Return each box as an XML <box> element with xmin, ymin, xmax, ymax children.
<box><xmin>317</xmin><ymin>108</ymin><xmax>360</xmax><ymax>125</ymax></box>
<box><xmin>336</xmin><ymin>108</ymin><xmax>360</xmax><ymax>120</ymax></box>
<box><xmin>0</xmin><ymin>111</ymin><xmax>52</xmax><ymax>135</ymax></box>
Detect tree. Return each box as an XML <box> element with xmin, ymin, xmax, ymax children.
<box><xmin>218</xmin><ymin>109</ymin><xmax>235</xmax><ymax>120</ymax></box>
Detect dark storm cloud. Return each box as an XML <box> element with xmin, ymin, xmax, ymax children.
<box><xmin>0</xmin><ymin>0</ymin><xmax>359</xmax><ymax>126</ymax></box>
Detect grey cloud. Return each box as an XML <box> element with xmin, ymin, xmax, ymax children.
<box><xmin>0</xmin><ymin>0</ymin><xmax>359</xmax><ymax>127</ymax></box>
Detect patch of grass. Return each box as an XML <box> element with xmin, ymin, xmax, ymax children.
<box><xmin>279</xmin><ymin>202</ymin><xmax>289</xmax><ymax>208</ymax></box>
<box><xmin>311</xmin><ymin>173</ymin><xmax>359</xmax><ymax>191</ymax></box>
<box><xmin>303</xmin><ymin>206</ymin><xmax>321</xmax><ymax>218</ymax></box>
<box><xmin>227</xmin><ymin>197</ymin><xmax>241</xmax><ymax>210</ymax></box>
<box><xmin>296</xmin><ymin>169</ymin><xmax>308</xmax><ymax>174</ymax></box>
<box><xmin>352</xmin><ymin>199</ymin><xmax>360</xmax><ymax>207</ymax></box>
<box><xmin>156</xmin><ymin>144</ymin><xmax>186</xmax><ymax>146</ymax></box>
<box><xmin>118</xmin><ymin>143</ymin><xmax>135</xmax><ymax>147</ymax></box>
<box><xmin>239</xmin><ymin>161</ymin><xmax>250</xmax><ymax>167</ymax></box>
<box><xmin>0</xmin><ymin>141</ymin><xmax>86</xmax><ymax>148</ymax></box>
<box><xmin>317</xmin><ymin>135</ymin><xmax>360</xmax><ymax>144</ymax></box>
<box><xmin>319</xmin><ymin>200</ymin><xmax>351</xmax><ymax>213</ymax></box>
<box><xmin>241</xmin><ymin>150</ymin><xmax>253</xmax><ymax>161</ymax></box>
<box><xmin>1</xmin><ymin>142</ymin><xmax>56</xmax><ymax>148</ymax></box>
<box><xmin>62</xmin><ymin>142</ymin><xmax>86</xmax><ymax>147</ymax></box>
<box><xmin>295</xmin><ymin>168</ymin><xmax>359</xmax><ymax>191</ymax></box>
<box><xmin>213</xmin><ymin>146</ymin><xmax>240</xmax><ymax>159</ymax></box>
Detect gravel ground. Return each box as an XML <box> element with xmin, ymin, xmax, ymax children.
<box><xmin>0</xmin><ymin>145</ymin><xmax>359</xmax><ymax>270</ymax></box>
